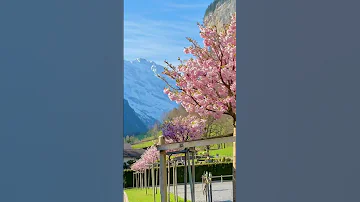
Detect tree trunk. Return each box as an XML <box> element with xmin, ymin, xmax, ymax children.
<box><xmin>233</xmin><ymin>126</ymin><xmax>236</xmax><ymax>202</ymax></box>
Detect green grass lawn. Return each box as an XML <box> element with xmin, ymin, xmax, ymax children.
<box><xmin>208</xmin><ymin>145</ymin><xmax>233</xmax><ymax>157</ymax></box>
<box><xmin>131</xmin><ymin>140</ymin><xmax>157</xmax><ymax>149</ymax></box>
<box><xmin>125</xmin><ymin>188</ymin><xmax>189</xmax><ymax>202</ymax></box>
<box><xmin>197</xmin><ymin>143</ymin><xmax>234</xmax><ymax>157</ymax></box>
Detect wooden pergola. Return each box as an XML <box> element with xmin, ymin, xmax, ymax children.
<box><xmin>156</xmin><ymin>134</ymin><xmax>236</xmax><ymax>202</ymax></box>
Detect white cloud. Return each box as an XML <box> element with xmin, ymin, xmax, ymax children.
<box><xmin>123</xmin><ymin>0</ymin><xmax>212</xmax><ymax>65</ymax></box>
<box><xmin>124</xmin><ymin>17</ymin><xmax>200</xmax><ymax>65</ymax></box>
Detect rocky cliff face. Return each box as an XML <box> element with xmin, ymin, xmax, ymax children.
<box><xmin>123</xmin><ymin>99</ymin><xmax>148</xmax><ymax>136</ymax></box>
<box><xmin>203</xmin><ymin>0</ymin><xmax>236</xmax><ymax>30</ymax></box>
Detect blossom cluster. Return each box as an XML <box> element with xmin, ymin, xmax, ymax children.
<box><xmin>161</xmin><ymin>115</ymin><xmax>206</xmax><ymax>143</ymax></box>
<box><xmin>162</xmin><ymin>13</ymin><xmax>236</xmax><ymax>120</ymax></box>
<box><xmin>130</xmin><ymin>116</ymin><xmax>206</xmax><ymax>171</ymax></box>
<box><xmin>130</xmin><ymin>145</ymin><xmax>159</xmax><ymax>172</ymax></box>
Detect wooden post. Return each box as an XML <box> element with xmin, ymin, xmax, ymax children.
<box><xmin>133</xmin><ymin>172</ymin><xmax>135</xmax><ymax>188</ymax></box>
<box><xmin>204</xmin><ymin>171</ymin><xmax>209</xmax><ymax>202</ymax></box>
<box><xmin>136</xmin><ymin>172</ymin><xmax>138</xmax><ymax>188</ymax></box>
<box><xmin>156</xmin><ymin>167</ymin><xmax>158</xmax><ymax>194</ymax></box>
<box><xmin>148</xmin><ymin>169</ymin><xmax>150</xmax><ymax>190</ymax></box>
<box><xmin>175</xmin><ymin>161</ymin><xmax>178</xmax><ymax>202</ymax></box>
<box><xmin>233</xmin><ymin>127</ymin><xmax>236</xmax><ymax>202</ymax></box>
<box><xmin>145</xmin><ymin>169</ymin><xmax>148</xmax><ymax>194</ymax></box>
<box><xmin>159</xmin><ymin>136</ymin><xmax>167</xmax><ymax>202</ymax></box>
<box><xmin>187</xmin><ymin>153</ymin><xmax>194</xmax><ymax>202</ymax></box>
<box><xmin>191</xmin><ymin>150</ymin><xmax>195</xmax><ymax>200</ymax></box>
<box><xmin>167</xmin><ymin>160</ymin><xmax>170</xmax><ymax>202</ymax></box>
<box><xmin>209</xmin><ymin>172</ymin><xmax>213</xmax><ymax>202</ymax></box>
<box><xmin>172</xmin><ymin>161</ymin><xmax>176</xmax><ymax>202</ymax></box>
<box><xmin>152</xmin><ymin>164</ymin><xmax>156</xmax><ymax>202</ymax></box>
<box><xmin>140</xmin><ymin>172</ymin><xmax>142</xmax><ymax>189</ymax></box>
<box><xmin>184</xmin><ymin>152</ymin><xmax>187</xmax><ymax>202</ymax></box>
<box><xmin>155</xmin><ymin>167</ymin><xmax>158</xmax><ymax>194</ymax></box>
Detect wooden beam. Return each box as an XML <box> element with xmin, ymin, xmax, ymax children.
<box><xmin>156</xmin><ymin>135</ymin><xmax>235</xmax><ymax>151</ymax></box>
<box><xmin>159</xmin><ymin>136</ymin><xmax>167</xmax><ymax>202</ymax></box>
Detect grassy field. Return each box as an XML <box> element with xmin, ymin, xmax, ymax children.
<box><xmin>125</xmin><ymin>188</ymin><xmax>189</xmax><ymax>202</ymax></box>
<box><xmin>131</xmin><ymin>140</ymin><xmax>157</xmax><ymax>149</ymax></box>
<box><xmin>208</xmin><ymin>145</ymin><xmax>233</xmax><ymax>157</ymax></box>
<box><xmin>196</xmin><ymin>142</ymin><xmax>234</xmax><ymax>157</ymax></box>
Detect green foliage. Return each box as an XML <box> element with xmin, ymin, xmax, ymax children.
<box><xmin>221</xmin><ymin>157</ymin><xmax>226</xmax><ymax>162</ymax></box>
<box><xmin>204</xmin><ymin>115</ymin><xmax>233</xmax><ymax>139</ymax></box>
<box><xmin>123</xmin><ymin>162</ymin><xmax>233</xmax><ymax>188</ymax></box>
<box><xmin>161</xmin><ymin>105</ymin><xmax>189</xmax><ymax>122</ymax></box>
<box><xmin>127</xmin><ymin>159</ymin><xmax>136</xmax><ymax>166</ymax></box>
<box><xmin>124</xmin><ymin>135</ymin><xmax>139</xmax><ymax>144</ymax></box>
<box><xmin>133</xmin><ymin>132</ymin><xmax>150</xmax><ymax>140</ymax></box>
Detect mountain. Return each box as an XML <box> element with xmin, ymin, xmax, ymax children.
<box><xmin>203</xmin><ymin>0</ymin><xmax>236</xmax><ymax>30</ymax></box>
<box><xmin>123</xmin><ymin>99</ymin><xmax>148</xmax><ymax>136</ymax></box>
<box><xmin>124</xmin><ymin>58</ymin><xmax>178</xmax><ymax>128</ymax></box>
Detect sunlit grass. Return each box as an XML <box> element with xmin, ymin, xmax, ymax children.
<box><xmin>197</xmin><ymin>143</ymin><xmax>234</xmax><ymax>157</ymax></box>
<box><xmin>208</xmin><ymin>145</ymin><xmax>233</xmax><ymax>157</ymax></box>
<box><xmin>125</xmin><ymin>188</ymin><xmax>190</xmax><ymax>202</ymax></box>
<box><xmin>131</xmin><ymin>140</ymin><xmax>157</xmax><ymax>149</ymax></box>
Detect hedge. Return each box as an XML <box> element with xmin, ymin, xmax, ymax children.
<box><xmin>123</xmin><ymin>162</ymin><xmax>232</xmax><ymax>188</ymax></box>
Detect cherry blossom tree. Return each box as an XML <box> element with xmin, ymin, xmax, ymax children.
<box><xmin>130</xmin><ymin>158</ymin><xmax>146</xmax><ymax>172</ymax></box>
<box><xmin>161</xmin><ymin>115</ymin><xmax>206</xmax><ymax>144</ymax></box>
<box><xmin>141</xmin><ymin>145</ymin><xmax>159</xmax><ymax>165</ymax></box>
<box><xmin>158</xmin><ymin>13</ymin><xmax>236</xmax><ymax>127</ymax></box>
<box><xmin>157</xmin><ymin>13</ymin><xmax>237</xmax><ymax>201</ymax></box>
<box><xmin>131</xmin><ymin>145</ymin><xmax>160</xmax><ymax>172</ymax></box>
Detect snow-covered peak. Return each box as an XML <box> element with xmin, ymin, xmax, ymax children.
<box><xmin>134</xmin><ymin>58</ymin><xmax>150</xmax><ymax>63</ymax></box>
<box><xmin>124</xmin><ymin>58</ymin><xmax>178</xmax><ymax>128</ymax></box>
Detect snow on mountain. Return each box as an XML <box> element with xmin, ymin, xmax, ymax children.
<box><xmin>124</xmin><ymin>58</ymin><xmax>178</xmax><ymax>128</ymax></box>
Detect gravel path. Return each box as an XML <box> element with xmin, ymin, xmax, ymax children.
<box><xmin>169</xmin><ymin>181</ymin><xmax>232</xmax><ymax>202</ymax></box>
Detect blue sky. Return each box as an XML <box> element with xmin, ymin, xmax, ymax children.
<box><xmin>124</xmin><ymin>0</ymin><xmax>213</xmax><ymax>65</ymax></box>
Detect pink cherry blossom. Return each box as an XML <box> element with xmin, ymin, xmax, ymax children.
<box><xmin>141</xmin><ymin>145</ymin><xmax>159</xmax><ymax>165</ymax></box>
<box><xmin>161</xmin><ymin>115</ymin><xmax>206</xmax><ymax>144</ymax></box>
<box><xmin>158</xmin><ymin>13</ymin><xmax>236</xmax><ymax>126</ymax></box>
<box><xmin>130</xmin><ymin>145</ymin><xmax>160</xmax><ymax>171</ymax></box>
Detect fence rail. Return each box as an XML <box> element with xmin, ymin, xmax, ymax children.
<box><xmin>210</xmin><ymin>175</ymin><xmax>233</xmax><ymax>183</ymax></box>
